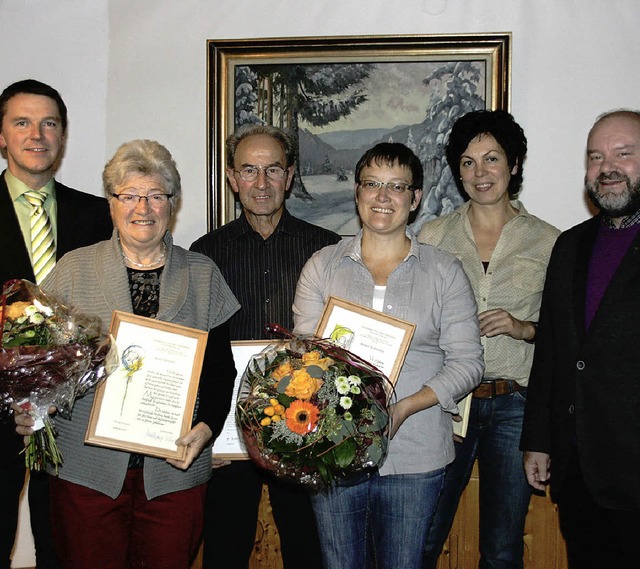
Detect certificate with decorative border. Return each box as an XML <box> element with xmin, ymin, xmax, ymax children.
<box><xmin>212</xmin><ymin>340</ymin><xmax>274</xmax><ymax>460</ymax></box>
<box><xmin>85</xmin><ymin>311</ymin><xmax>207</xmax><ymax>460</ymax></box>
<box><xmin>315</xmin><ymin>296</ymin><xmax>415</xmax><ymax>386</ymax></box>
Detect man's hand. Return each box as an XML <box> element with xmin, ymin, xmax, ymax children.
<box><xmin>479</xmin><ymin>308</ymin><xmax>536</xmax><ymax>342</ymax></box>
<box><xmin>524</xmin><ymin>450</ymin><xmax>551</xmax><ymax>491</ymax></box>
<box><xmin>167</xmin><ymin>422</ymin><xmax>212</xmax><ymax>470</ymax></box>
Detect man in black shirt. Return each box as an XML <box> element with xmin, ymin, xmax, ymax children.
<box><xmin>191</xmin><ymin>125</ymin><xmax>340</xmax><ymax>568</ymax></box>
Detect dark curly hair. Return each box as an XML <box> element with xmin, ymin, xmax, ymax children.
<box><xmin>445</xmin><ymin>110</ymin><xmax>527</xmax><ymax>199</ymax></box>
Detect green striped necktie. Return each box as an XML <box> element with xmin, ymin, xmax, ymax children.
<box><xmin>23</xmin><ymin>190</ymin><xmax>56</xmax><ymax>284</ymax></box>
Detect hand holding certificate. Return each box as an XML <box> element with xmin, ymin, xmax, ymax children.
<box><xmin>85</xmin><ymin>311</ymin><xmax>207</xmax><ymax>461</ymax></box>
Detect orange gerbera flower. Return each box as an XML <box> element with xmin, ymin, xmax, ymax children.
<box><xmin>285</xmin><ymin>400</ymin><xmax>320</xmax><ymax>435</ymax></box>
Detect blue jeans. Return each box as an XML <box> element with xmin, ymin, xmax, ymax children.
<box><xmin>423</xmin><ymin>389</ymin><xmax>532</xmax><ymax>569</ymax></box>
<box><xmin>312</xmin><ymin>469</ymin><xmax>445</xmax><ymax>569</ymax></box>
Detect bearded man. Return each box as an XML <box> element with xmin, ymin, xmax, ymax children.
<box><xmin>521</xmin><ymin>110</ymin><xmax>640</xmax><ymax>568</ymax></box>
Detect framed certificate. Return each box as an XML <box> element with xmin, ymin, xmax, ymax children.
<box><xmin>212</xmin><ymin>340</ymin><xmax>276</xmax><ymax>460</ymax></box>
<box><xmin>453</xmin><ymin>393</ymin><xmax>472</xmax><ymax>439</ymax></box>
<box><xmin>315</xmin><ymin>296</ymin><xmax>415</xmax><ymax>386</ymax></box>
<box><xmin>85</xmin><ymin>311</ymin><xmax>208</xmax><ymax>460</ymax></box>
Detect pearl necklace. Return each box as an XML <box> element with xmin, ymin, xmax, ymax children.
<box><xmin>122</xmin><ymin>243</ymin><xmax>166</xmax><ymax>269</ymax></box>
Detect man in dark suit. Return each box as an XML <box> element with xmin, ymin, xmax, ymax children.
<box><xmin>0</xmin><ymin>79</ymin><xmax>112</xmax><ymax>569</ymax></box>
<box><xmin>521</xmin><ymin>110</ymin><xmax>640</xmax><ymax>568</ymax></box>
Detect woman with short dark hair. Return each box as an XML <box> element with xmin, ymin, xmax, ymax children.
<box><xmin>293</xmin><ymin>142</ymin><xmax>484</xmax><ymax>569</ymax></box>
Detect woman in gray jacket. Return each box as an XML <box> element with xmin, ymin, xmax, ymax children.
<box><xmin>15</xmin><ymin>140</ymin><xmax>239</xmax><ymax>569</ymax></box>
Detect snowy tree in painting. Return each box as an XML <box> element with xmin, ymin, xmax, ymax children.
<box><xmin>234</xmin><ymin>63</ymin><xmax>373</xmax><ymax>200</ymax></box>
<box><xmin>410</xmin><ymin>61</ymin><xmax>485</xmax><ymax>234</ymax></box>
<box><xmin>234</xmin><ymin>66</ymin><xmax>261</xmax><ymax>126</ymax></box>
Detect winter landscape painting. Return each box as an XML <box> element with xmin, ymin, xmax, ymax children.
<box><xmin>207</xmin><ymin>34</ymin><xmax>511</xmax><ymax>235</ymax></box>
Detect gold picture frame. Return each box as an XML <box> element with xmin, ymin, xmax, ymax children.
<box><xmin>207</xmin><ymin>33</ymin><xmax>511</xmax><ymax>235</ymax></box>
<box><xmin>85</xmin><ymin>311</ymin><xmax>207</xmax><ymax>460</ymax></box>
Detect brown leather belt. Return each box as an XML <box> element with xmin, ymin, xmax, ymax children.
<box><xmin>473</xmin><ymin>379</ymin><xmax>526</xmax><ymax>399</ymax></box>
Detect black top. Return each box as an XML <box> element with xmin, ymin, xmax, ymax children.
<box><xmin>124</xmin><ymin>266</ymin><xmax>234</xmax><ymax>444</ymax></box>
<box><xmin>191</xmin><ymin>209</ymin><xmax>340</xmax><ymax>340</ymax></box>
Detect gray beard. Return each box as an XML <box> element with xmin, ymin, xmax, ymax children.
<box><xmin>586</xmin><ymin>173</ymin><xmax>640</xmax><ymax>218</ymax></box>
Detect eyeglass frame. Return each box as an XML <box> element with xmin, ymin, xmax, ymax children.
<box><xmin>233</xmin><ymin>165</ymin><xmax>289</xmax><ymax>182</ymax></box>
<box><xmin>111</xmin><ymin>193</ymin><xmax>174</xmax><ymax>206</ymax></box>
<box><xmin>357</xmin><ymin>179</ymin><xmax>416</xmax><ymax>194</ymax></box>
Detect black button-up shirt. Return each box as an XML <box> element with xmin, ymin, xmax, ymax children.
<box><xmin>190</xmin><ymin>209</ymin><xmax>340</xmax><ymax>340</ymax></box>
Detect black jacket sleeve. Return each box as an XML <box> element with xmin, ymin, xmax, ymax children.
<box><xmin>194</xmin><ymin>321</ymin><xmax>236</xmax><ymax>440</ymax></box>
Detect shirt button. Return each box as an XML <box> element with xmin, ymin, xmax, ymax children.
<box><xmin>265</xmin><ymin>298</ymin><xmax>270</xmax><ymax>304</ymax></box>
<box><xmin>576</xmin><ymin>361</ymin><xmax>585</xmax><ymax>370</ymax></box>
<box><xmin>569</xmin><ymin>404</ymin><xmax>575</xmax><ymax>414</ymax></box>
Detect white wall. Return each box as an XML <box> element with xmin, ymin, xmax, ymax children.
<box><xmin>2</xmin><ymin>0</ymin><xmax>640</xmax><ymax>566</ymax></box>
<box><xmin>3</xmin><ymin>0</ymin><xmax>640</xmax><ymax>246</ymax></box>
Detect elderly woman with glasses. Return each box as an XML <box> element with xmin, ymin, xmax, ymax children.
<box><xmin>14</xmin><ymin>139</ymin><xmax>239</xmax><ymax>569</ymax></box>
<box><xmin>292</xmin><ymin>142</ymin><xmax>484</xmax><ymax>569</ymax></box>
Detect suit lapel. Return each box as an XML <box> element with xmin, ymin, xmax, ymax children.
<box><xmin>55</xmin><ymin>180</ymin><xmax>76</xmax><ymax>259</ymax></box>
<box><xmin>0</xmin><ymin>173</ymin><xmax>35</xmax><ymax>283</ymax></box>
<box><xmin>572</xmin><ymin>219</ymin><xmax>599</xmax><ymax>342</ymax></box>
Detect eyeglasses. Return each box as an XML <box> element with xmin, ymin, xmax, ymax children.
<box><xmin>235</xmin><ymin>166</ymin><xmax>287</xmax><ymax>182</ymax></box>
<box><xmin>359</xmin><ymin>180</ymin><xmax>414</xmax><ymax>194</ymax></box>
<box><xmin>112</xmin><ymin>193</ymin><xmax>173</xmax><ymax>206</ymax></box>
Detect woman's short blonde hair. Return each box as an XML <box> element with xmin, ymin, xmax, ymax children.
<box><xmin>103</xmin><ymin>139</ymin><xmax>181</xmax><ymax>208</ymax></box>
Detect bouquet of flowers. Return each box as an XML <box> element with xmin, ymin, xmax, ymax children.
<box><xmin>236</xmin><ymin>325</ymin><xmax>393</xmax><ymax>488</ymax></box>
<box><xmin>0</xmin><ymin>279</ymin><xmax>114</xmax><ymax>472</ymax></box>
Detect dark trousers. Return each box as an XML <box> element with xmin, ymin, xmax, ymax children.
<box><xmin>29</xmin><ymin>472</ymin><xmax>61</xmax><ymax>569</ymax></box>
<box><xmin>0</xmin><ymin>437</ymin><xmax>23</xmax><ymax>569</ymax></box>
<box><xmin>424</xmin><ymin>391</ymin><xmax>531</xmax><ymax>569</ymax></box>
<box><xmin>203</xmin><ymin>461</ymin><xmax>322</xmax><ymax>569</ymax></box>
<box><xmin>557</xmin><ymin>450</ymin><xmax>640</xmax><ymax>568</ymax></box>
<box><xmin>0</xmin><ymin>423</ymin><xmax>60</xmax><ymax>569</ymax></box>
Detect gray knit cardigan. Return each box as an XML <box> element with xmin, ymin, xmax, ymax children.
<box><xmin>42</xmin><ymin>230</ymin><xmax>240</xmax><ymax>499</ymax></box>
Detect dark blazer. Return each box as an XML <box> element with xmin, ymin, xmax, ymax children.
<box><xmin>521</xmin><ymin>216</ymin><xmax>640</xmax><ymax>510</ymax></box>
<box><xmin>0</xmin><ymin>171</ymin><xmax>113</xmax><ymax>455</ymax></box>
<box><xmin>0</xmin><ymin>172</ymin><xmax>112</xmax><ymax>286</ymax></box>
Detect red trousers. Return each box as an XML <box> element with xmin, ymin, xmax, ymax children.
<box><xmin>50</xmin><ymin>470</ymin><xmax>206</xmax><ymax>569</ymax></box>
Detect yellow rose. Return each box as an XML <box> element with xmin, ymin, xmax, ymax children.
<box><xmin>271</xmin><ymin>361</ymin><xmax>294</xmax><ymax>383</ymax></box>
<box><xmin>301</xmin><ymin>350</ymin><xmax>334</xmax><ymax>371</ymax></box>
<box><xmin>285</xmin><ymin>368</ymin><xmax>323</xmax><ymax>400</ymax></box>
<box><xmin>2</xmin><ymin>301</ymin><xmax>32</xmax><ymax>320</ymax></box>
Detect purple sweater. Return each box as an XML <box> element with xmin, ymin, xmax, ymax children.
<box><xmin>586</xmin><ymin>221</ymin><xmax>640</xmax><ymax>329</ymax></box>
